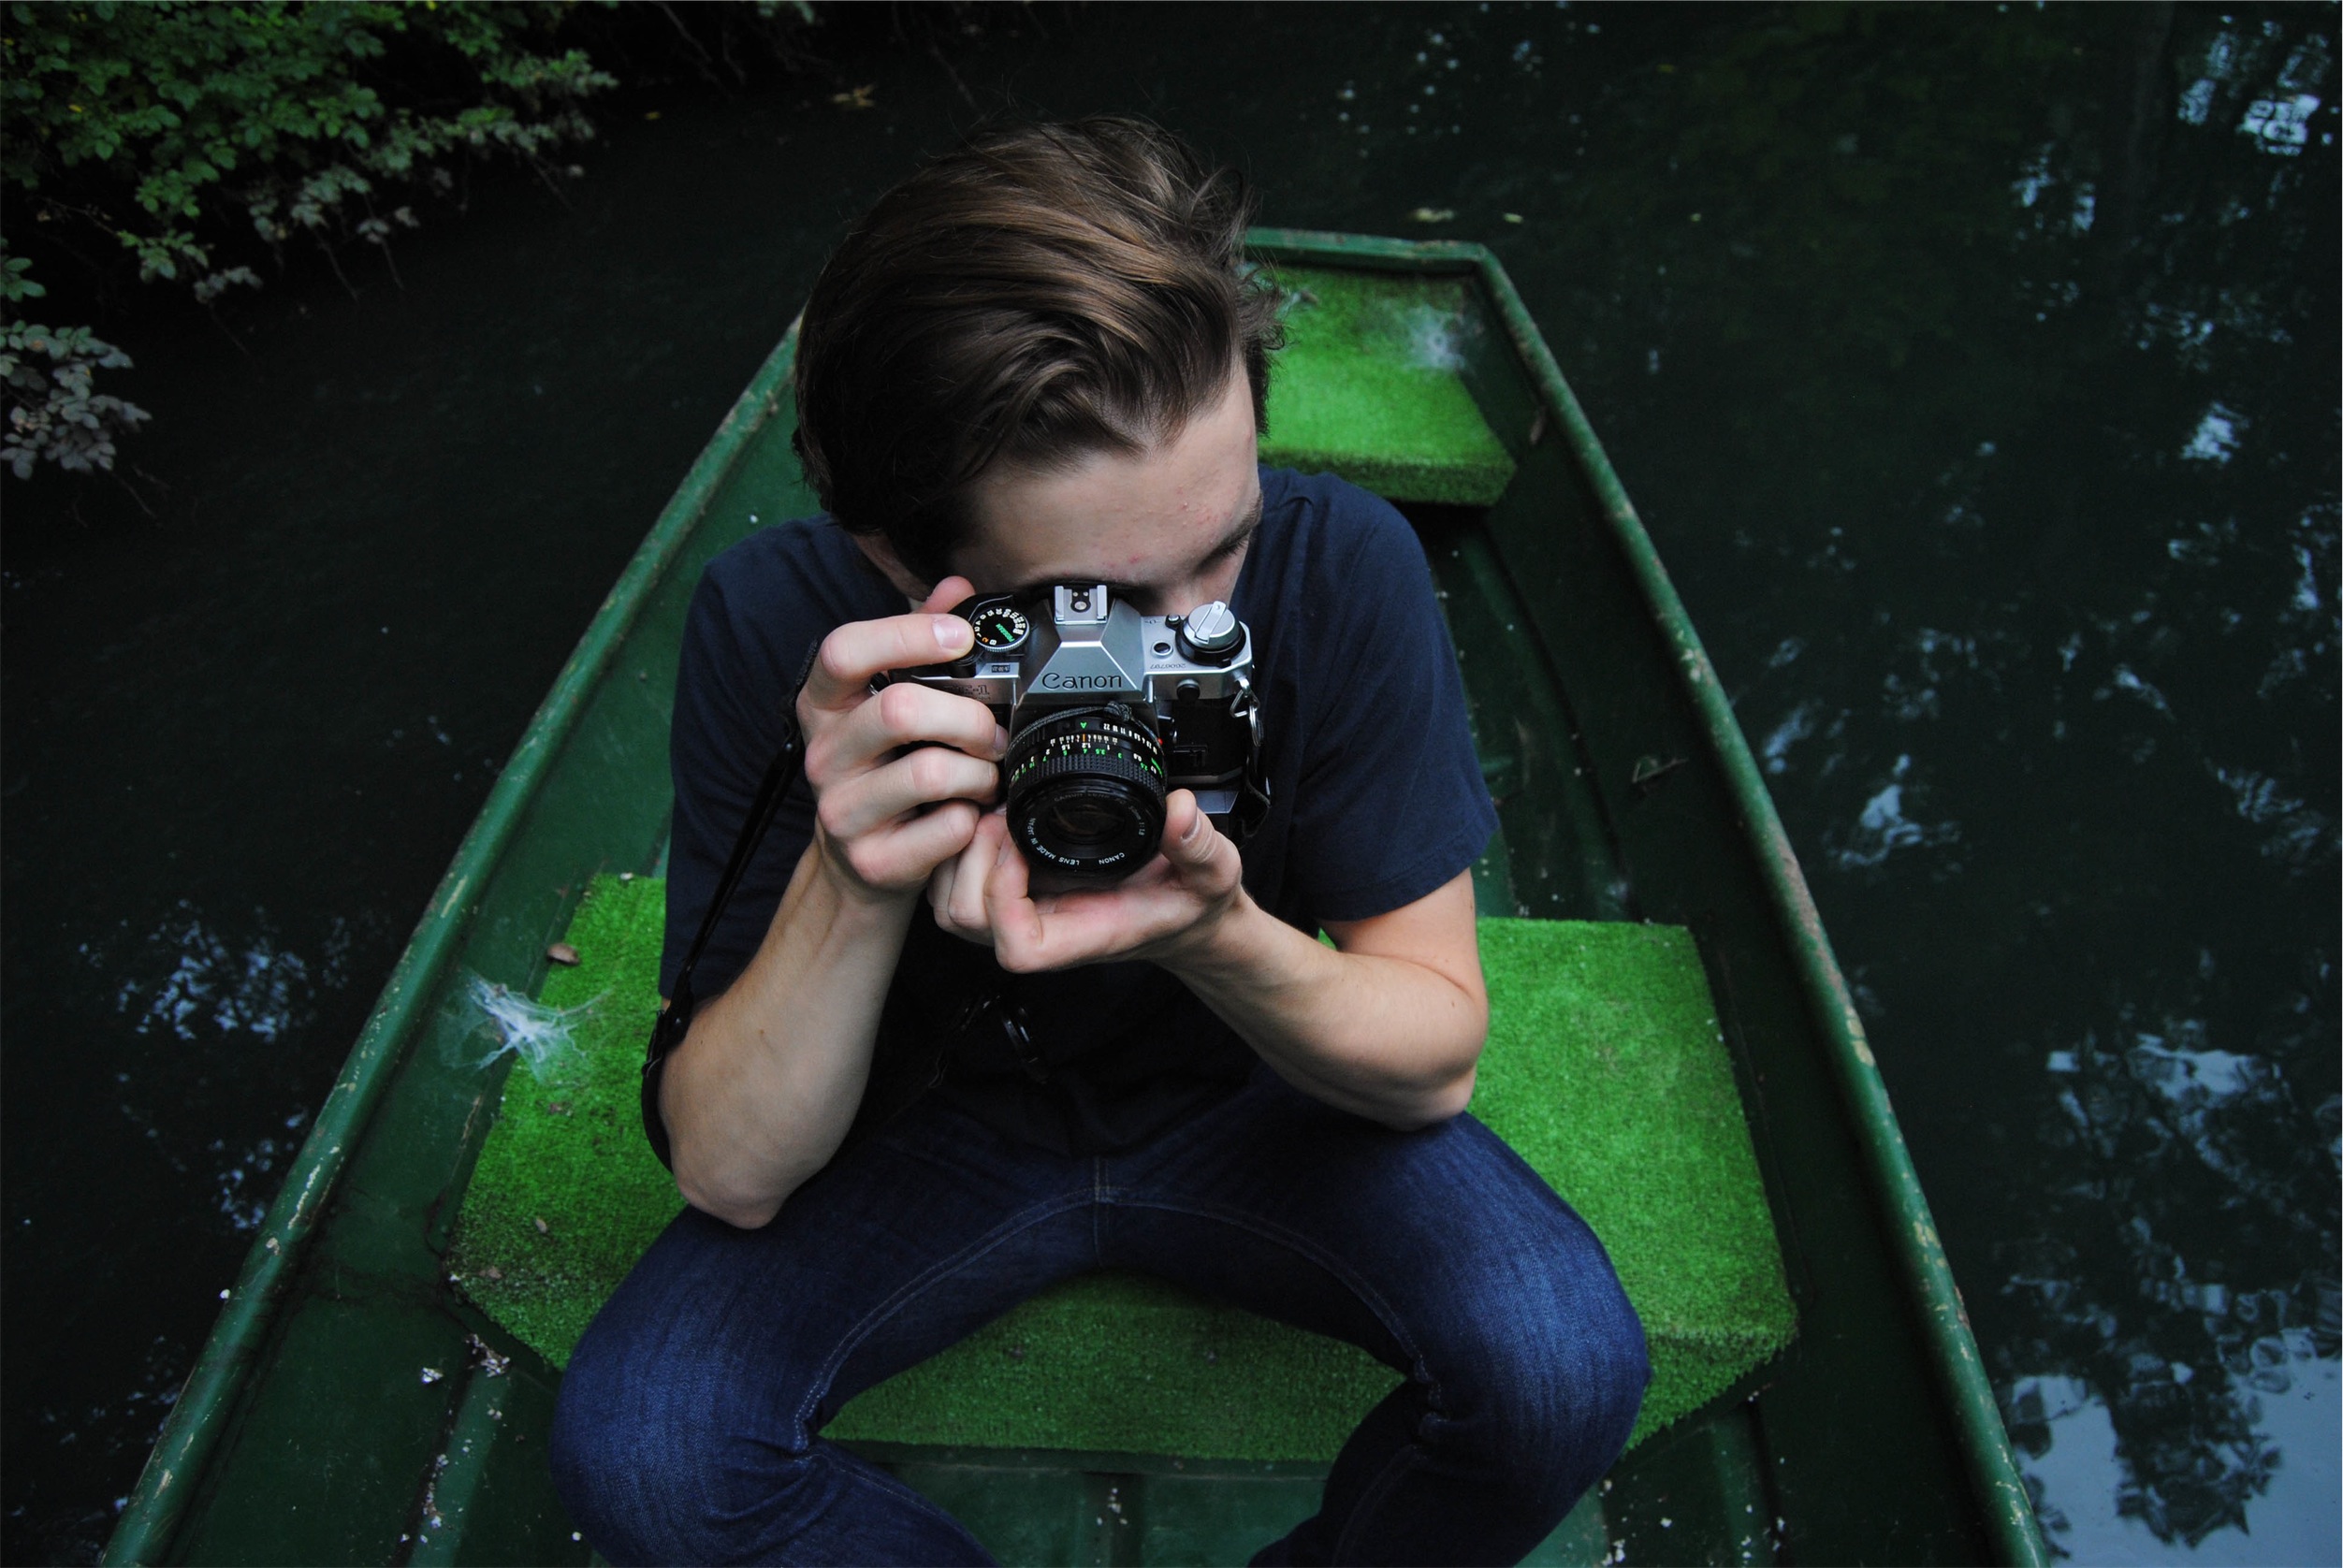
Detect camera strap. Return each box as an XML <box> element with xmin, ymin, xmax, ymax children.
<box><xmin>1231</xmin><ymin>757</ymin><xmax>1273</xmax><ymax>845</ymax></box>
<box><xmin>638</xmin><ymin>702</ymin><xmax>808</xmax><ymax>1173</ymax></box>
<box><xmin>1226</xmin><ymin>676</ymin><xmax>1274</xmax><ymax>846</ymax></box>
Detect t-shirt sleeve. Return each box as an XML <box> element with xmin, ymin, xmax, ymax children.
<box><xmin>660</xmin><ymin>557</ymin><xmax>821</xmax><ymax>1000</ymax></box>
<box><xmin>1285</xmin><ymin>493</ymin><xmax>1496</xmax><ymax>924</ymax></box>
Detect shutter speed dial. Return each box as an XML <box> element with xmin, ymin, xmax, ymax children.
<box><xmin>1175</xmin><ymin>601</ymin><xmax>1244</xmax><ymax>665</ymax></box>
<box><xmin>969</xmin><ymin>603</ymin><xmax>1031</xmax><ymax>655</ymax></box>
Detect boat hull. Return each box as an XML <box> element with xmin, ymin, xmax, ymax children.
<box><xmin>106</xmin><ymin>236</ymin><xmax>2043</xmax><ymax>1567</ymax></box>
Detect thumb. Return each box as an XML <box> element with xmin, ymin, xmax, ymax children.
<box><xmin>1162</xmin><ymin>791</ymin><xmax>1215</xmax><ymax>865</ymax></box>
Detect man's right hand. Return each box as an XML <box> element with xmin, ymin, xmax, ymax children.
<box><xmin>797</xmin><ymin>575</ymin><xmax>1010</xmax><ymax>898</ymax></box>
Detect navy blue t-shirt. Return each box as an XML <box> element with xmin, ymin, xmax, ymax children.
<box><xmin>663</xmin><ymin>467</ymin><xmax>1495</xmax><ymax>1155</ymax></box>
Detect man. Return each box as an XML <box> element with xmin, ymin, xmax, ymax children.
<box><xmin>551</xmin><ymin>118</ymin><xmax>1647</xmax><ymax>1566</ymax></box>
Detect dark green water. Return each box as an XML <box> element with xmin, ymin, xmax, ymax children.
<box><xmin>4</xmin><ymin>5</ymin><xmax>2335</xmax><ymax>1563</ymax></box>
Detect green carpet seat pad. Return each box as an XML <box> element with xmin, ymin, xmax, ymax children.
<box><xmin>449</xmin><ymin>877</ymin><xmax>1793</xmax><ymax>1459</ymax></box>
<box><xmin>1255</xmin><ymin>266</ymin><xmax>1518</xmax><ymax>507</ymax></box>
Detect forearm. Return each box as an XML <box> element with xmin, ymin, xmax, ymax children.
<box><xmin>659</xmin><ymin>837</ymin><xmax>917</xmax><ymax>1227</ymax></box>
<box><xmin>1162</xmin><ymin>892</ymin><xmax>1487</xmax><ymax>1128</ymax></box>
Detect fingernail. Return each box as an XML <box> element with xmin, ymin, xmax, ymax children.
<box><xmin>935</xmin><ymin>617</ymin><xmax>968</xmax><ymax>651</ymax></box>
<box><xmin>993</xmin><ymin>726</ymin><xmax>1011</xmax><ymax>758</ymax></box>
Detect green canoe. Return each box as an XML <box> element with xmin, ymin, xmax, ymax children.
<box><xmin>104</xmin><ymin>232</ymin><xmax>2046</xmax><ymax>1567</ymax></box>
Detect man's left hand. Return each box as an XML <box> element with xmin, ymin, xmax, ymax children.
<box><xmin>924</xmin><ymin>789</ymin><xmax>1244</xmax><ymax>970</ymax></box>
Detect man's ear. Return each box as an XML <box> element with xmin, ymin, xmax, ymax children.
<box><xmin>851</xmin><ymin>531</ymin><xmax>935</xmax><ymax>603</ymax></box>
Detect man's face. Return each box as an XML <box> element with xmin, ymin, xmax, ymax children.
<box><xmin>882</xmin><ymin>368</ymin><xmax>1264</xmax><ymax>618</ymax></box>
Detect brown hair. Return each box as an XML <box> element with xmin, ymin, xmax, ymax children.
<box><xmin>793</xmin><ymin>117</ymin><xmax>1281</xmax><ymax>582</ymax></box>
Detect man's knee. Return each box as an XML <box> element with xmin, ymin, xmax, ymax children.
<box><xmin>550</xmin><ymin>1320</ymin><xmax>806</xmax><ymax>1562</ymax></box>
<box><xmin>1428</xmin><ymin>1206</ymin><xmax>1651</xmax><ymax>1507</ymax></box>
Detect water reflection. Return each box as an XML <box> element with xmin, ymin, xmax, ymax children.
<box><xmin>1534</xmin><ymin>3</ymin><xmax>2336</xmax><ymax>1556</ymax></box>
<box><xmin>95</xmin><ymin>902</ymin><xmax>347</xmax><ymax>1044</ymax></box>
<box><xmin>80</xmin><ymin>905</ymin><xmax>347</xmax><ymax>1238</ymax></box>
<box><xmin>2017</xmin><ymin>1350</ymin><xmax>2337</xmax><ymax>1565</ymax></box>
<box><xmin>1</xmin><ymin>3</ymin><xmax>2333</xmax><ymax>1561</ymax></box>
<box><xmin>1826</xmin><ymin>754</ymin><xmax>1963</xmax><ymax>872</ymax></box>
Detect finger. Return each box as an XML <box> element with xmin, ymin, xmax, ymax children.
<box><xmin>802</xmin><ymin>603</ymin><xmax>977</xmax><ymax>714</ymax></box>
<box><xmin>819</xmin><ymin>744</ymin><xmax>1002</xmax><ymax>843</ymax></box>
<box><xmin>836</xmin><ymin>799</ymin><xmax>982</xmax><ymax>890</ymax></box>
<box><xmin>984</xmin><ymin>823</ymin><xmax>1049</xmax><ymax>961</ymax></box>
<box><xmin>832</xmin><ymin>679</ymin><xmax>1006</xmax><ymax>770</ymax></box>
<box><xmin>926</xmin><ymin>848</ymin><xmax>957</xmax><ymax>918</ymax></box>
<box><xmin>948</xmin><ymin>811</ymin><xmax>1011</xmax><ymax>933</ymax></box>
<box><xmin>920</xmin><ymin>575</ymin><xmax>975</xmax><ymax>615</ymax></box>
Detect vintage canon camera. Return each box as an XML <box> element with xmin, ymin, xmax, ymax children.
<box><xmin>893</xmin><ymin>584</ymin><xmax>1267</xmax><ymax>884</ymax></box>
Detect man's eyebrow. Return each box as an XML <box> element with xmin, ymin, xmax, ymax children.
<box><xmin>1011</xmin><ymin>491</ymin><xmax>1264</xmax><ymax>596</ymax></box>
<box><xmin>1198</xmin><ymin>492</ymin><xmax>1265</xmax><ymax>563</ymax></box>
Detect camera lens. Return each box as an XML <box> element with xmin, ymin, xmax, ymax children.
<box><xmin>1003</xmin><ymin>704</ymin><xmax>1166</xmax><ymax>879</ymax></box>
<box><xmin>1043</xmin><ymin>797</ymin><xmax>1130</xmax><ymax>844</ymax></box>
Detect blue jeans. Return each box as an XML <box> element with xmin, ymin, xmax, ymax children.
<box><xmin>549</xmin><ymin>1065</ymin><xmax>1648</xmax><ymax>1565</ymax></box>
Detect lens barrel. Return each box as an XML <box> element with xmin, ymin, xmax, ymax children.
<box><xmin>1003</xmin><ymin>704</ymin><xmax>1166</xmax><ymax>879</ymax></box>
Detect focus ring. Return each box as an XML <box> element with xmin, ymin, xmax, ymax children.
<box><xmin>1002</xmin><ymin>706</ymin><xmax>1168</xmax><ymax>876</ymax></box>
<box><xmin>1007</xmin><ymin>748</ymin><xmax>1167</xmax><ymax>803</ymax></box>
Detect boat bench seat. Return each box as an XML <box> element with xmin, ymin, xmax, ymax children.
<box><xmin>449</xmin><ymin>876</ymin><xmax>1793</xmax><ymax>1459</ymax></box>
<box><xmin>1255</xmin><ymin>263</ymin><xmax>1520</xmax><ymax>507</ymax></box>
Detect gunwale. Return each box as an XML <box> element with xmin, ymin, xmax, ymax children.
<box><xmin>104</xmin><ymin>234</ymin><xmax>2045</xmax><ymax>1568</ymax></box>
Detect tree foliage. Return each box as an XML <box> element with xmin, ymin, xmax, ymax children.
<box><xmin>1</xmin><ymin>0</ymin><xmax>618</xmax><ymax>478</ymax></box>
<box><xmin>2</xmin><ymin>257</ymin><xmax>147</xmax><ymax>480</ymax></box>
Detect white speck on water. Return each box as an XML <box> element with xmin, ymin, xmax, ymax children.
<box><xmin>2128</xmin><ymin>1035</ymin><xmax>2262</xmax><ymax>1107</ymax></box>
<box><xmin>2212</xmin><ymin>765</ymin><xmax>2302</xmax><ymax>826</ymax></box>
<box><xmin>2239</xmin><ymin>94</ymin><xmax>2321</xmax><ymax>154</ymax></box>
<box><xmin>1761</xmin><ymin>701</ymin><xmax>1822</xmax><ymax>775</ymax></box>
<box><xmin>419</xmin><ymin>1367</ymin><xmax>444</xmax><ymax>1385</ymax></box>
<box><xmin>2181</xmin><ymin>402</ymin><xmax>2243</xmax><ymax>463</ymax></box>
<box><xmin>1832</xmin><ymin>755</ymin><xmax>1961</xmax><ymax>870</ymax></box>
<box><xmin>2102</xmin><ymin>664</ymin><xmax>2172</xmax><ymax>716</ymax></box>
